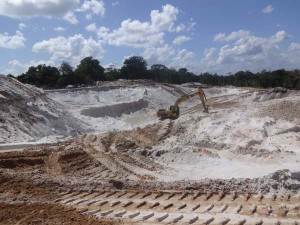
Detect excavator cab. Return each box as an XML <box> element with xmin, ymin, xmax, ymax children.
<box><xmin>157</xmin><ymin>88</ymin><xmax>208</xmax><ymax>119</ymax></box>
<box><xmin>157</xmin><ymin>105</ymin><xmax>180</xmax><ymax>119</ymax></box>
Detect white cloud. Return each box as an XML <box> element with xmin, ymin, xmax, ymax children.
<box><xmin>173</xmin><ymin>35</ymin><xmax>191</xmax><ymax>45</ymax></box>
<box><xmin>262</xmin><ymin>4</ymin><xmax>274</xmax><ymax>14</ymax></box>
<box><xmin>212</xmin><ymin>30</ymin><xmax>289</xmax><ymax>70</ymax></box>
<box><xmin>86</xmin><ymin>13</ymin><xmax>92</xmax><ymax>20</ymax></box>
<box><xmin>214</xmin><ymin>30</ymin><xmax>251</xmax><ymax>42</ymax></box>
<box><xmin>170</xmin><ymin>49</ymin><xmax>197</xmax><ymax>69</ymax></box>
<box><xmin>203</xmin><ymin>48</ymin><xmax>217</xmax><ymax>60</ymax></box>
<box><xmin>216</xmin><ymin>31</ymin><xmax>288</xmax><ymax>65</ymax></box>
<box><xmin>286</xmin><ymin>43</ymin><xmax>300</xmax><ymax>67</ymax></box>
<box><xmin>289</xmin><ymin>42</ymin><xmax>300</xmax><ymax>51</ymax></box>
<box><xmin>63</xmin><ymin>11</ymin><xmax>78</xmax><ymax>24</ymax></box>
<box><xmin>173</xmin><ymin>21</ymin><xmax>196</xmax><ymax>32</ymax></box>
<box><xmin>107</xmin><ymin>4</ymin><xmax>179</xmax><ymax>48</ymax></box>
<box><xmin>270</xmin><ymin>30</ymin><xmax>289</xmax><ymax>43</ymax></box>
<box><xmin>5</xmin><ymin>59</ymin><xmax>27</xmax><ymax>75</ymax></box>
<box><xmin>186</xmin><ymin>20</ymin><xmax>196</xmax><ymax>31</ymax></box>
<box><xmin>0</xmin><ymin>31</ymin><xmax>25</xmax><ymax>49</ymax></box>
<box><xmin>214</xmin><ymin>33</ymin><xmax>226</xmax><ymax>42</ymax></box>
<box><xmin>86</xmin><ymin>23</ymin><xmax>97</xmax><ymax>32</ymax></box>
<box><xmin>18</xmin><ymin>23</ymin><xmax>27</xmax><ymax>30</ymax></box>
<box><xmin>112</xmin><ymin>1</ymin><xmax>119</xmax><ymax>7</ymax></box>
<box><xmin>142</xmin><ymin>28</ymin><xmax>289</xmax><ymax>73</ymax></box>
<box><xmin>85</xmin><ymin>24</ymin><xmax>110</xmax><ymax>41</ymax></box>
<box><xmin>32</xmin><ymin>35</ymin><xmax>104</xmax><ymax>64</ymax></box>
<box><xmin>106</xmin><ymin>19</ymin><xmax>164</xmax><ymax>48</ymax></box>
<box><xmin>173</xmin><ymin>23</ymin><xmax>186</xmax><ymax>32</ymax></box>
<box><xmin>54</xmin><ymin>27</ymin><xmax>66</xmax><ymax>32</ymax></box>
<box><xmin>9</xmin><ymin>59</ymin><xmax>24</xmax><ymax>67</ymax></box>
<box><xmin>86</xmin><ymin>4</ymin><xmax>195</xmax><ymax>50</ymax></box>
<box><xmin>143</xmin><ymin>44</ymin><xmax>176</xmax><ymax>65</ymax></box>
<box><xmin>0</xmin><ymin>0</ymin><xmax>106</xmax><ymax>23</ymax></box>
<box><xmin>4</xmin><ymin>59</ymin><xmax>54</xmax><ymax>75</ymax></box>
<box><xmin>77</xmin><ymin>0</ymin><xmax>105</xmax><ymax>16</ymax></box>
<box><xmin>0</xmin><ymin>0</ymin><xmax>80</xmax><ymax>23</ymax></box>
<box><xmin>143</xmin><ymin>44</ymin><xmax>198</xmax><ymax>71</ymax></box>
<box><xmin>192</xmin><ymin>30</ymin><xmax>293</xmax><ymax>73</ymax></box>
<box><xmin>87</xmin><ymin>4</ymin><xmax>183</xmax><ymax>49</ymax></box>
<box><xmin>150</xmin><ymin>4</ymin><xmax>179</xmax><ymax>32</ymax></box>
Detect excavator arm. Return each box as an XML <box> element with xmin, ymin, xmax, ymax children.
<box><xmin>157</xmin><ymin>88</ymin><xmax>208</xmax><ymax>119</ymax></box>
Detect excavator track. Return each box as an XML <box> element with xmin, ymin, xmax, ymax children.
<box><xmin>55</xmin><ymin>189</ymin><xmax>300</xmax><ymax>224</ymax></box>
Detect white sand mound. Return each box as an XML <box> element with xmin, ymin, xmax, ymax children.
<box><xmin>0</xmin><ymin>76</ymin><xmax>88</xmax><ymax>144</ymax></box>
<box><xmin>146</xmin><ymin>86</ymin><xmax>300</xmax><ymax>181</ymax></box>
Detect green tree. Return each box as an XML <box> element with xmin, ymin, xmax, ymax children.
<box><xmin>56</xmin><ymin>61</ymin><xmax>77</xmax><ymax>87</ymax></box>
<box><xmin>104</xmin><ymin>63</ymin><xmax>120</xmax><ymax>80</ymax></box>
<box><xmin>17</xmin><ymin>64</ymin><xmax>60</xmax><ymax>88</ymax></box>
<box><xmin>150</xmin><ymin>64</ymin><xmax>168</xmax><ymax>82</ymax></box>
<box><xmin>59</xmin><ymin>61</ymin><xmax>73</xmax><ymax>76</ymax></box>
<box><xmin>120</xmin><ymin>56</ymin><xmax>148</xmax><ymax>79</ymax></box>
<box><xmin>178</xmin><ymin>68</ymin><xmax>196</xmax><ymax>84</ymax></box>
<box><xmin>75</xmin><ymin>57</ymin><xmax>105</xmax><ymax>84</ymax></box>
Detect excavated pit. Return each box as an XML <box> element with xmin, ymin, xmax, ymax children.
<box><xmin>80</xmin><ymin>99</ymin><xmax>149</xmax><ymax>118</ymax></box>
<box><xmin>1</xmin><ymin>80</ymin><xmax>300</xmax><ymax>224</ymax></box>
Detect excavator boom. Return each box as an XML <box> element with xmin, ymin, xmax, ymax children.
<box><xmin>157</xmin><ymin>87</ymin><xmax>208</xmax><ymax>119</ymax></box>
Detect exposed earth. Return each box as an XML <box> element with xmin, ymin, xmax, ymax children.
<box><xmin>0</xmin><ymin>75</ymin><xmax>299</xmax><ymax>224</ymax></box>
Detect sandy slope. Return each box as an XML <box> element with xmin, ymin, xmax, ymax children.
<box><xmin>0</xmin><ymin>76</ymin><xmax>88</xmax><ymax>144</ymax></box>
<box><xmin>150</xmin><ymin>87</ymin><xmax>300</xmax><ymax>181</ymax></box>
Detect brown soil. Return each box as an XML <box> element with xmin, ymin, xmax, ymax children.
<box><xmin>0</xmin><ymin>121</ymin><xmax>299</xmax><ymax>224</ymax></box>
<box><xmin>0</xmin><ymin>203</ymin><xmax>115</xmax><ymax>225</ymax></box>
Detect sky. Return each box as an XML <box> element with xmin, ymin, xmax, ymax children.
<box><xmin>1</xmin><ymin>0</ymin><xmax>300</xmax><ymax>75</ymax></box>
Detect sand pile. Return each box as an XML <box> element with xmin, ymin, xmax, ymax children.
<box><xmin>140</xmin><ymin>86</ymin><xmax>300</xmax><ymax>181</ymax></box>
<box><xmin>0</xmin><ymin>76</ymin><xmax>88</xmax><ymax>144</ymax></box>
<box><xmin>0</xmin><ymin>76</ymin><xmax>43</xmax><ymax>103</ymax></box>
<box><xmin>256</xmin><ymin>99</ymin><xmax>300</xmax><ymax>122</ymax></box>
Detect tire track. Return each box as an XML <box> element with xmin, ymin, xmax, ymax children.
<box><xmin>56</xmin><ymin>190</ymin><xmax>300</xmax><ymax>224</ymax></box>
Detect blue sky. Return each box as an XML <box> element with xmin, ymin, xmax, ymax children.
<box><xmin>1</xmin><ymin>0</ymin><xmax>300</xmax><ymax>75</ymax></box>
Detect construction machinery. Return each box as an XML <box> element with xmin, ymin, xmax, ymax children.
<box><xmin>157</xmin><ymin>88</ymin><xmax>208</xmax><ymax>119</ymax></box>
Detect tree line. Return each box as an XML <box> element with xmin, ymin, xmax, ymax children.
<box><xmin>12</xmin><ymin>55</ymin><xmax>300</xmax><ymax>90</ymax></box>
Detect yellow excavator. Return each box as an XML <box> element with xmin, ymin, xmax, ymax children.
<box><xmin>157</xmin><ymin>88</ymin><xmax>208</xmax><ymax>119</ymax></box>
